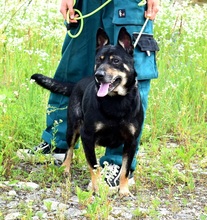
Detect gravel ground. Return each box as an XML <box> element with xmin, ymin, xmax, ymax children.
<box><xmin>0</xmin><ymin>162</ymin><xmax>206</xmax><ymax>220</ymax></box>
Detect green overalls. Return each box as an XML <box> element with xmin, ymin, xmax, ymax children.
<box><xmin>42</xmin><ymin>0</ymin><xmax>158</xmax><ymax>171</ymax></box>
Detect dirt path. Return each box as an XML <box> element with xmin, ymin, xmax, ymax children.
<box><xmin>1</xmin><ymin>163</ymin><xmax>206</xmax><ymax>219</ymax></box>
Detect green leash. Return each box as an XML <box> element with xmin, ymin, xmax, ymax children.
<box><xmin>66</xmin><ymin>0</ymin><xmax>112</xmax><ymax>38</ymax></box>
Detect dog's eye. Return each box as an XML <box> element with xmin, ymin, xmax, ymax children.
<box><xmin>113</xmin><ymin>58</ymin><xmax>120</xmax><ymax>64</ymax></box>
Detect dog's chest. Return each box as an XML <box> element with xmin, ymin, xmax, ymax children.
<box><xmin>94</xmin><ymin>119</ymin><xmax>136</xmax><ymax>147</ymax></box>
<box><xmin>95</xmin><ymin>119</ymin><xmax>134</xmax><ymax>131</ymax></box>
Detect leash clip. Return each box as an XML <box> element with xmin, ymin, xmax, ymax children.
<box><xmin>64</xmin><ymin>20</ymin><xmax>79</xmax><ymax>31</ymax></box>
<box><xmin>64</xmin><ymin>20</ymin><xmax>71</xmax><ymax>31</ymax></box>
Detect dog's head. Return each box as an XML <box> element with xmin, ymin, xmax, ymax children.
<box><xmin>94</xmin><ymin>27</ymin><xmax>137</xmax><ymax>97</ymax></box>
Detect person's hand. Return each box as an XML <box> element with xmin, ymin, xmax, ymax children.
<box><xmin>145</xmin><ymin>0</ymin><xmax>159</xmax><ymax>20</ymax></box>
<box><xmin>60</xmin><ymin>0</ymin><xmax>78</xmax><ymax>23</ymax></box>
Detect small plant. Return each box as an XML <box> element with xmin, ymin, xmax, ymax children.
<box><xmin>133</xmin><ymin>207</ymin><xmax>148</xmax><ymax>218</ymax></box>
<box><xmin>200</xmin><ymin>214</ymin><xmax>207</xmax><ymax>220</ymax></box>
<box><xmin>76</xmin><ymin>186</ymin><xmax>94</xmax><ymax>207</ymax></box>
<box><xmin>60</xmin><ymin>177</ymin><xmax>72</xmax><ymax>203</ymax></box>
<box><xmin>18</xmin><ymin>200</ymin><xmax>34</xmax><ymax>219</ymax></box>
<box><xmin>0</xmin><ymin>143</ymin><xmax>20</xmax><ymax>180</ymax></box>
<box><xmin>44</xmin><ymin>200</ymin><xmax>52</xmax><ymax>212</ymax></box>
<box><xmin>76</xmin><ymin>174</ymin><xmax>113</xmax><ymax>219</ymax></box>
<box><xmin>26</xmin><ymin>162</ymin><xmax>65</xmax><ymax>187</ymax></box>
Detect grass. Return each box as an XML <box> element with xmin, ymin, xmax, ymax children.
<box><xmin>0</xmin><ymin>0</ymin><xmax>207</xmax><ymax>219</ymax></box>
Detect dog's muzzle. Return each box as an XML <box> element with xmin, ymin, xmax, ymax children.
<box><xmin>95</xmin><ymin>70</ymin><xmax>122</xmax><ymax>97</ymax></box>
<box><xmin>95</xmin><ymin>70</ymin><xmax>106</xmax><ymax>82</ymax></box>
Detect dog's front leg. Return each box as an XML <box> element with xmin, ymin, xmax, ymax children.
<box><xmin>86</xmin><ymin>151</ymin><xmax>101</xmax><ymax>193</ymax></box>
<box><xmin>89</xmin><ymin>165</ymin><xmax>101</xmax><ymax>193</ymax></box>
<box><xmin>119</xmin><ymin>156</ymin><xmax>130</xmax><ymax>196</ymax></box>
<box><xmin>119</xmin><ymin>141</ymin><xmax>137</xmax><ymax>197</ymax></box>
<box><xmin>82</xmin><ymin>137</ymin><xmax>101</xmax><ymax>193</ymax></box>
<box><xmin>62</xmin><ymin>147</ymin><xmax>73</xmax><ymax>176</ymax></box>
<box><xmin>62</xmin><ymin>125</ymin><xmax>80</xmax><ymax>177</ymax></box>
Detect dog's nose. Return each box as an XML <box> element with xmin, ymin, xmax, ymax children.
<box><xmin>95</xmin><ymin>70</ymin><xmax>105</xmax><ymax>81</ymax></box>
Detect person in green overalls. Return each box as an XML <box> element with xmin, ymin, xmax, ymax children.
<box><xmin>28</xmin><ymin>0</ymin><xmax>159</xmax><ymax>188</ymax></box>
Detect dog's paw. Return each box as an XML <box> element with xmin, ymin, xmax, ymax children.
<box><xmin>119</xmin><ymin>187</ymin><xmax>135</xmax><ymax>198</ymax></box>
<box><xmin>62</xmin><ymin>166</ymin><xmax>71</xmax><ymax>178</ymax></box>
<box><xmin>63</xmin><ymin>171</ymin><xmax>71</xmax><ymax>179</ymax></box>
<box><xmin>119</xmin><ymin>187</ymin><xmax>130</xmax><ymax>196</ymax></box>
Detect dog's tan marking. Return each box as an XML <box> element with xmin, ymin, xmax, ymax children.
<box><xmin>89</xmin><ymin>166</ymin><xmax>101</xmax><ymax>193</ymax></box>
<box><xmin>119</xmin><ymin>157</ymin><xmax>130</xmax><ymax>196</ymax></box>
<box><xmin>62</xmin><ymin>147</ymin><xmax>73</xmax><ymax>176</ymax></box>
<box><xmin>116</xmin><ymin>78</ymin><xmax>127</xmax><ymax>95</ymax></box>
<box><xmin>100</xmin><ymin>55</ymin><xmax>105</xmax><ymax>60</ymax></box>
<box><xmin>114</xmin><ymin>71</ymin><xmax>127</xmax><ymax>96</ymax></box>
<box><xmin>95</xmin><ymin>121</ymin><xmax>104</xmax><ymax>132</ymax></box>
<box><xmin>109</xmin><ymin>55</ymin><xmax>113</xmax><ymax>61</ymax></box>
<box><xmin>123</xmin><ymin>63</ymin><xmax>130</xmax><ymax>72</ymax></box>
<box><xmin>105</xmin><ymin>66</ymin><xmax>121</xmax><ymax>77</ymax></box>
<box><xmin>62</xmin><ymin>131</ymin><xmax>78</xmax><ymax>175</ymax></box>
<box><xmin>128</xmin><ymin>123</ymin><xmax>136</xmax><ymax>136</ymax></box>
<box><xmin>103</xmin><ymin>66</ymin><xmax>127</xmax><ymax>96</ymax></box>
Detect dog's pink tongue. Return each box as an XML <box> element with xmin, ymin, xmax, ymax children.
<box><xmin>97</xmin><ymin>83</ymin><xmax>110</xmax><ymax>97</ymax></box>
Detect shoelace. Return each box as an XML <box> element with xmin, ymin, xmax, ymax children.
<box><xmin>28</xmin><ymin>142</ymin><xmax>50</xmax><ymax>154</ymax></box>
<box><xmin>102</xmin><ymin>163</ymin><xmax>121</xmax><ymax>186</ymax></box>
<box><xmin>35</xmin><ymin>142</ymin><xmax>49</xmax><ymax>151</ymax></box>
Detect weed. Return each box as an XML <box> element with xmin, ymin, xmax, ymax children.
<box><xmin>18</xmin><ymin>200</ymin><xmax>34</xmax><ymax>219</ymax></box>
<box><xmin>76</xmin><ymin>182</ymin><xmax>113</xmax><ymax>220</ymax></box>
<box><xmin>44</xmin><ymin>200</ymin><xmax>52</xmax><ymax>212</ymax></box>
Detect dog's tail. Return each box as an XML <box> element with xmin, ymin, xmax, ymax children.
<box><xmin>31</xmin><ymin>73</ymin><xmax>75</xmax><ymax>96</ymax></box>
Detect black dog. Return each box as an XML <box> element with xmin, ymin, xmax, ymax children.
<box><xmin>31</xmin><ymin>27</ymin><xmax>144</xmax><ymax>196</ymax></box>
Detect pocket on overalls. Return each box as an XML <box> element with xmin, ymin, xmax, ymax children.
<box><xmin>113</xmin><ymin>0</ymin><xmax>146</xmax><ymax>25</ymax></box>
<box><xmin>112</xmin><ymin>0</ymin><xmax>159</xmax><ymax>80</ymax></box>
<box><xmin>133</xmin><ymin>33</ymin><xmax>159</xmax><ymax>80</ymax></box>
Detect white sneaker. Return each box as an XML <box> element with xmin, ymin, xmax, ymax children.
<box><xmin>102</xmin><ymin>163</ymin><xmax>135</xmax><ymax>188</ymax></box>
<box><xmin>17</xmin><ymin>142</ymin><xmax>66</xmax><ymax>163</ymax></box>
<box><xmin>87</xmin><ymin>163</ymin><xmax>135</xmax><ymax>191</ymax></box>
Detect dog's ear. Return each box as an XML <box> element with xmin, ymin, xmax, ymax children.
<box><xmin>96</xmin><ymin>28</ymin><xmax>110</xmax><ymax>50</ymax></box>
<box><xmin>117</xmin><ymin>27</ymin><xmax>133</xmax><ymax>55</ymax></box>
